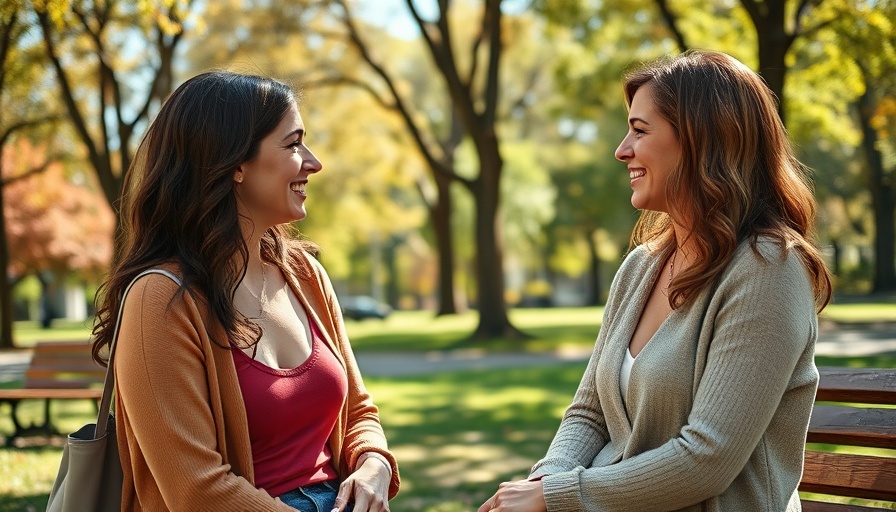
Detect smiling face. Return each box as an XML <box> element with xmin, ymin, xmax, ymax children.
<box><xmin>234</xmin><ymin>103</ymin><xmax>322</xmax><ymax>231</ymax></box>
<box><xmin>614</xmin><ymin>83</ymin><xmax>682</xmax><ymax>214</ymax></box>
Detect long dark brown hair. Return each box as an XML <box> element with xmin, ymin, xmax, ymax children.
<box><xmin>92</xmin><ymin>71</ymin><xmax>313</xmax><ymax>365</ymax></box>
<box><xmin>623</xmin><ymin>50</ymin><xmax>832</xmax><ymax>311</ymax></box>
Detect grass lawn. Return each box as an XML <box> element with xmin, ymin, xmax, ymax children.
<box><xmin>7</xmin><ymin>300</ymin><xmax>896</xmax><ymax>352</ymax></box>
<box><xmin>1</xmin><ymin>352</ymin><xmax>895</xmax><ymax>511</ymax></box>
<box><xmin>1</xmin><ymin>304</ymin><xmax>894</xmax><ymax>510</ymax></box>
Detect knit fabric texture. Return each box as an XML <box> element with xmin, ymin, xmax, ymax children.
<box><xmin>530</xmin><ymin>238</ymin><xmax>818</xmax><ymax>512</ymax></box>
<box><xmin>114</xmin><ymin>246</ymin><xmax>399</xmax><ymax>511</ymax></box>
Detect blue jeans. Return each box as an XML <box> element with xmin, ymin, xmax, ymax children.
<box><xmin>280</xmin><ymin>480</ymin><xmax>353</xmax><ymax>512</ymax></box>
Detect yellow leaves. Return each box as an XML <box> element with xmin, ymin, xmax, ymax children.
<box><xmin>870</xmin><ymin>97</ymin><xmax>895</xmax><ymax>135</ymax></box>
<box><xmin>136</xmin><ymin>0</ymin><xmax>193</xmax><ymax>36</ymax></box>
<box><xmin>32</xmin><ymin>0</ymin><xmax>76</xmax><ymax>28</ymax></box>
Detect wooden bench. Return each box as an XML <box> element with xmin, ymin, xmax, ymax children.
<box><xmin>0</xmin><ymin>341</ymin><xmax>104</xmax><ymax>447</ymax></box>
<box><xmin>800</xmin><ymin>366</ymin><xmax>896</xmax><ymax>510</ymax></box>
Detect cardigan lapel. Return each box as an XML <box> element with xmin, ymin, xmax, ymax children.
<box><xmin>600</xmin><ymin>251</ymin><xmax>665</xmax><ymax>436</ymax></box>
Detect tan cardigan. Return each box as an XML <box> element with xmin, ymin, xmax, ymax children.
<box><xmin>114</xmin><ymin>248</ymin><xmax>399</xmax><ymax>511</ymax></box>
<box><xmin>531</xmin><ymin>239</ymin><xmax>818</xmax><ymax>511</ymax></box>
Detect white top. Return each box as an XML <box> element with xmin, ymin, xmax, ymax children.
<box><xmin>619</xmin><ymin>347</ymin><xmax>636</xmax><ymax>404</ymax></box>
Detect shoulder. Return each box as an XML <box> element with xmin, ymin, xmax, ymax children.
<box><xmin>717</xmin><ymin>236</ymin><xmax>815</xmax><ymax>311</ymax></box>
<box><xmin>285</xmin><ymin>242</ymin><xmax>328</xmax><ymax>281</ymax></box>
<box><xmin>126</xmin><ymin>267</ymin><xmax>183</xmax><ymax>305</ymax></box>
<box><xmin>603</xmin><ymin>244</ymin><xmax>655</xmax><ymax>311</ymax></box>
<box><xmin>613</xmin><ymin>244</ymin><xmax>656</xmax><ymax>286</ymax></box>
<box><xmin>619</xmin><ymin>244</ymin><xmax>653</xmax><ymax>272</ymax></box>
<box><xmin>121</xmin><ymin>266</ymin><xmax>203</xmax><ymax>324</ymax></box>
<box><xmin>728</xmin><ymin>236</ymin><xmax>806</xmax><ymax>278</ymax></box>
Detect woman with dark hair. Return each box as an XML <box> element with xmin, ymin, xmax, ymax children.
<box><xmin>92</xmin><ymin>71</ymin><xmax>398</xmax><ymax>511</ymax></box>
<box><xmin>480</xmin><ymin>50</ymin><xmax>831</xmax><ymax>511</ymax></box>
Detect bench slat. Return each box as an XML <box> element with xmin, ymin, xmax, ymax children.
<box><xmin>817</xmin><ymin>368</ymin><xmax>896</xmax><ymax>405</ymax></box>
<box><xmin>31</xmin><ymin>342</ymin><xmax>94</xmax><ymax>353</ymax></box>
<box><xmin>0</xmin><ymin>388</ymin><xmax>103</xmax><ymax>400</ymax></box>
<box><xmin>802</xmin><ymin>500</ymin><xmax>894</xmax><ymax>512</ymax></box>
<box><xmin>25</xmin><ymin>367</ymin><xmax>105</xmax><ymax>378</ymax></box>
<box><xmin>23</xmin><ymin>379</ymin><xmax>104</xmax><ymax>389</ymax></box>
<box><xmin>808</xmin><ymin>405</ymin><xmax>896</xmax><ymax>449</ymax></box>
<box><xmin>800</xmin><ymin>451</ymin><xmax>896</xmax><ymax>501</ymax></box>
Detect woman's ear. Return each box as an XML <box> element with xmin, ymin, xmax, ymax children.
<box><xmin>234</xmin><ymin>168</ymin><xmax>244</xmax><ymax>184</ymax></box>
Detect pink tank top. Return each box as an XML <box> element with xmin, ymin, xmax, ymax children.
<box><xmin>232</xmin><ymin>321</ymin><xmax>347</xmax><ymax>496</ymax></box>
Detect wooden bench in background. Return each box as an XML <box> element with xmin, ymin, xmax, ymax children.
<box><xmin>801</xmin><ymin>366</ymin><xmax>896</xmax><ymax>510</ymax></box>
<box><xmin>0</xmin><ymin>341</ymin><xmax>104</xmax><ymax>447</ymax></box>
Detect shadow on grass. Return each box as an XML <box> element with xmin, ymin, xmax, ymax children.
<box><xmin>815</xmin><ymin>352</ymin><xmax>896</xmax><ymax>368</ymax></box>
<box><xmin>367</xmin><ymin>362</ymin><xmax>587</xmax><ymax>511</ymax></box>
<box><xmin>0</xmin><ymin>494</ymin><xmax>47</xmax><ymax>512</ymax></box>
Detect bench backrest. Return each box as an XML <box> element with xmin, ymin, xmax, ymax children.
<box><xmin>800</xmin><ymin>367</ymin><xmax>896</xmax><ymax>510</ymax></box>
<box><xmin>24</xmin><ymin>342</ymin><xmax>105</xmax><ymax>390</ymax></box>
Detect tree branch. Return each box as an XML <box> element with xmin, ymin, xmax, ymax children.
<box><xmin>35</xmin><ymin>10</ymin><xmax>103</xmax><ymax>169</ymax></box>
<box><xmin>304</xmin><ymin>75</ymin><xmax>394</xmax><ymax>110</ymax></box>
<box><xmin>468</xmin><ymin>7</ymin><xmax>487</xmax><ymax>87</ymax></box>
<box><xmin>334</xmin><ymin>0</ymin><xmax>467</xmax><ymax>187</ymax></box>
<box><xmin>654</xmin><ymin>0</ymin><xmax>688</xmax><ymax>52</ymax></box>
<box><xmin>0</xmin><ymin>8</ymin><xmax>21</xmax><ymax>91</ymax></box>
<box><xmin>0</xmin><ymin>155</ymin><xmax>60</xmax><ymax>187</ymax></box>
<box><xmin>482</xmin><ymin>0</ymin><xmax>502</xmax><ymax>127</ymax></box>
<box><xmin>405</xmin><ymin>0</ymin><xmax>477</xmax><ymax>129</ymax></box>
<box><xmin>740</xmin><ymin>0</ymin><xmax>762</xmax><ymax>26</ymax></box>
<box><xmin>0</xmin><ymin>116</ymin><xmax>58</xmax><ymax>148</ymax></box>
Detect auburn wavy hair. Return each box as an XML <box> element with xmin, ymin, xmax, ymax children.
<box><xmin>92</xmin><ymin>71</ymin><xmax>315</xmax><ymax>365</ymax></box>
<box><xmin>623</xmin><ymin>50</ymin><xmax>832</xmax><ymax>311</ymax></box>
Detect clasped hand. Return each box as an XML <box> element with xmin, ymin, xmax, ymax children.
<box><xmin>478</xmin><ymin>478</ymin><xmax>546</xmax><ymax>512</ymax></box>
<box><xmin>332</xmin><ymin>457</ymin><xmax>391</xmax><ymax>512</ymax></box>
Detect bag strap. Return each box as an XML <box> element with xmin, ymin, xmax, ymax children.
<box><xmin>94</xmin><ymin>268</ymin><xmax>182</xmax><ymax>439</ymax></box>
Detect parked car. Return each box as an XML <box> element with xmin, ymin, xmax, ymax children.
<box><xmin>340</xmin><ymin>295</ymin><xmax>392</xmax><ymax>320</ymax></box>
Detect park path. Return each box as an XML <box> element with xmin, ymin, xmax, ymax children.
<box><xmin>0</xmin><ymin>321</ymin><xmax>894</xmax><ymax>382</ymax></box>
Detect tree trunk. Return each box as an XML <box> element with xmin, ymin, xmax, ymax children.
<box><xmin>471</xmin><ymin>141</ymin><xmax>523</xmax><ymax>339</ymax></box>
<box><xmin>856</xmin><ymin>92</ymin><xmax>896</xmax><ymax>292</ymax></box>
<box><xmin>384</xmin><ymin>235</ymin><xmax>400</xmax><ymax>309</ymax></box>
<box><xmin>432</xmin><ymin>170</ymin><xmax>461</xmax><ymax>315</ymax></box>
<box><xmin>0</xmin><ymin>180</ymin><xmax>13</xmax><ymax>348</ymax></box>
<box><xmin>586</xmin><ymin>229</ymin><xmax>602</xmax><ymax>306</ymax></box>
<box><xmin>753</xmin><ymin>0</ymin><xmax>789</xmax><ymax>124</ymax></box>
<box><xmin>37</xmin><ymin>272</ymin><xmax>55</xmax><ymax>329</ymax></box>
<box><xmin>830</xmin><ymin>238</ymin><xmax>842</xmax><ymax>276</ymax></box>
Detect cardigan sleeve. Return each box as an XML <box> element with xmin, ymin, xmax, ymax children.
<box><xmin>529</xmin><ymin>247</ymin><xmax>638</xmax><ymax>479</ymax></box>
<box><xmin>539</xmin><ymin>245</ymin><xmax>818</xmax><ymax>511</ymax></box>
<box><xmin>115</xmin><ymin>274</ymin><xmax>293</xmax><ymax>511</ymax></box>
<box><xmin>303</xmin><ymin>253</ymin><xmax>401</xmax><ymax>499</ymax></box>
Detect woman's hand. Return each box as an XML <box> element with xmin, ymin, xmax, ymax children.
<box><xmin>332</xmin><ymin>456</ymin><xmax>391</xmax><ymax>512</ymax></box>
<box><xmin>478</xmin><ymin>479</ymin><xmax>547</xmax><ymax>512</ymax></box>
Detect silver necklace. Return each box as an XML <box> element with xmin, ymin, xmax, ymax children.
<box><xmin>669</xmin><ymin>253</ymin><xmax>675</xmax><ymax>283</ymax></box>
<box><xmin>244</xmin><ymin>263</ymin><xmax>267</xmax><ymax>320</ymax></box>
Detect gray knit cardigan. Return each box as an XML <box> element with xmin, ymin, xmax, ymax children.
<box><xmin>530</xmin><ymin>238</ymin><xmax>818</xmax><ymax>511</ymax></box>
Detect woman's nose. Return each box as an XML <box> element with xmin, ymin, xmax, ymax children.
<box><xmin>302</xmin><ymin>146</ymin><xmax>322</xmax><ymax>173</ymax></box>
<box><xmin>615</xmin><ymin>134</ymin><xmax>632</xmax><ymax>162</ymax></box>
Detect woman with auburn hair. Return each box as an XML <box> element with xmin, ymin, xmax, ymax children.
<box><xmin>480</xmin><ymin>50</ymin><xmax>831</xmax><ymax>511</ymax></box>
<box><xmin>92</xmin><ymin>71</ymin><xmax>398</xmax><ymax>511</ymax></box>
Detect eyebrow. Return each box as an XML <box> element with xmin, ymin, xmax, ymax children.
<box><xmin>628</xmin><ymin>117</ymin><xmax>650</xmax><ymax>126</ymax></box>
<box><xmin>281</xmin><ymin>128</ymin><xmax>305</xmax><ymax>142</ymax></box>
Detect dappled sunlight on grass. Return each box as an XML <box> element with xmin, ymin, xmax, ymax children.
<box><xmin>346</xmin><ymin>307</ymin><xmax>604</xmax><ymax>353</ymax></box>
<box><xmin>822</xmin><ymin>303</ymin><xmax>896</xmax><ymax>323</ymax></box>
<box><xmin>1</xmin><ymin>313</ymin><xmax>893</xmax><ymax>511</ymax></box>
<box><xmin>366</xmin><ymin>364</ymin><xmax>585</xmax><ymax>511</ymax></box>
<box><xmin>11</xmin><ymin>320</ymin><xmax>93</xmax><ymax>347</ymax></box>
